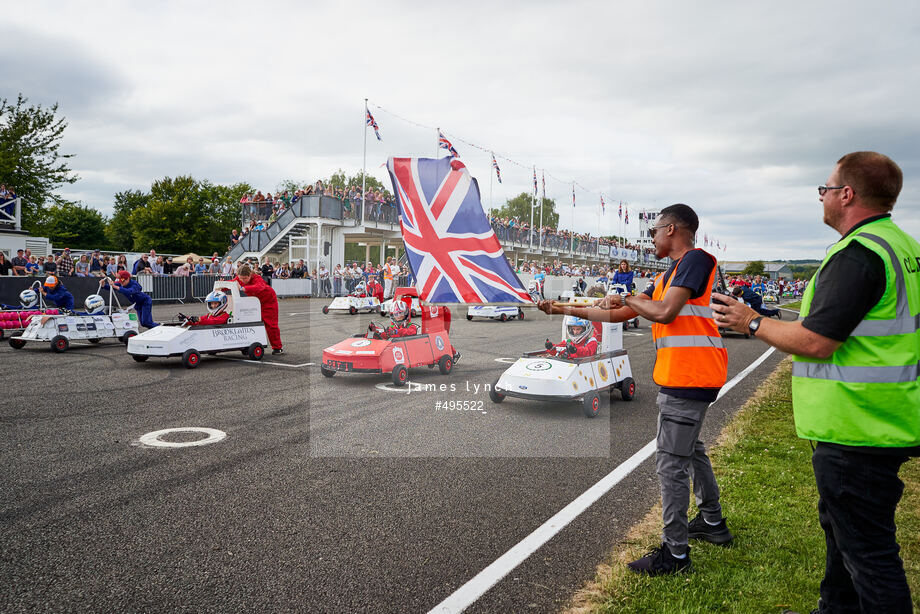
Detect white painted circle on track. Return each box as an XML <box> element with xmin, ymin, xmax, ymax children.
<box><xmin>138</xmin><ymin>427</ymin><xmax>226</xmax><ymax>448</ymax></box>
<box><xmin>493</xmin><ymin>357</ymin><xmax>517</xmax><ymax>364</ymax></box>
<box><xmin>374</xmin><ymin>382</ymin><xmax>424</xmax><ymax>393</ymax></box>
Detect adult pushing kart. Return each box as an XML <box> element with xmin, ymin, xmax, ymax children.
<box><xmin>0</xmin><ymin>283</ymin><xmax>62</xmax><ymax>340</ymax></box>
<box><xmin>127</xmin><ymin>280</ymin><xmax>268</xmax><ymax>368</ymax></box>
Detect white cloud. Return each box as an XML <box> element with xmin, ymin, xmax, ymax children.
<box><xmin>3</xmin><ymin>0</ymin><xmax>919</xmax><ymax>259</ymax></box>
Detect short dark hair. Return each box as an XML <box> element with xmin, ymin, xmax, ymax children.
<box><xmin>658</xmin><ymin>203</ymin><xmax>699</xmax><ymax>234</ymax></box>
<box><xmin>836</xmin><ymin>151</ymin><xmax>902</xmax><ymax>211</ymax></box>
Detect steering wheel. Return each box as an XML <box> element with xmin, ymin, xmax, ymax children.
<box><xmin>367</xmin><ymin>321</ymin><xmax>386</xmax><ymax>339</ymax></box>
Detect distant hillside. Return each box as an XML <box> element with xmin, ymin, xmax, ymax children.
<box><xmin>767</xmin><ymin>259</ymin><xmax>822</xmax><ymax>265</ymax></box>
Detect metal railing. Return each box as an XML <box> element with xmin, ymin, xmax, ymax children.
<box><xmin>140</xmin><ymin>275</ymin><xmax>189</xmax><ymax>302</ymax></box>
<box><xmin>0</xmin><ymin>197</ymin><xmax>22</xmax><ymax>230</ymax></box>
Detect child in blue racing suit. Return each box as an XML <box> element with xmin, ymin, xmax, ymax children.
<box><xmin>102</xmin><ymin>271</ymin><xmax>158</xmax><ymax>329</ymax></box>
<box><xmin>41</xmin><ymin>276</ymin><xmax>75</xmax><ymax>311</ymax></box>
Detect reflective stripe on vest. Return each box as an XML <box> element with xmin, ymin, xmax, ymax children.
<box><xmin>848</xmin><ymin>232</ymin><xmax>919</xmax><ymax>336</ymax></box>
<box><xmin>792</xmin><ymin>360</ymin><xmax>919</xmax><ymax>384</ymax></box>
<box><xmin>679</xmin><ymin>304</ymin><xmax>714</xmax><ymax>318</ymax></box>
<box><xmin>655</xmin><ymin>335</ymin><xmax>725</xmax><ymax>350</ymax></box>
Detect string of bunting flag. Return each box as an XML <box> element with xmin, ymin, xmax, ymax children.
<box><xmin>364</xmin><ymin>100</ymin><xmax>728</xmax><ymax>252</ymax></box>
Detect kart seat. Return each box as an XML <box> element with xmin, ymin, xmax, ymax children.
<box><xmin>421</xmin><ymin>305</ymin><xmax>451</xmax><ymax>334</ymax></box>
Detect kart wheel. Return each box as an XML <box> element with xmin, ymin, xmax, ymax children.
<box><xmin>88</xmin><ymin>338</ymin><xmax>101</xmax><ymax>344</ymax></box>
<box><xmin>489</xmin><ymin>380</ymin><xmax>505</xmax><ymax>403</ymax></box>
<box><xmin>8</xmin><ymin>338</ymin><xmax>26</xmax><ymax>349</ymax></box>
<box><xmin>241</xmin><ymin>349</ymin><xmax>248</xmax><ymax>356</ymax></box>
<box><xmin>392</xmin><ymin>364</ymin><xmax>408</xmax><ymax>387</ymax></box>
<box><xmin>248</xmin><ymin>343</ymin><xmax>264</xmax><ymax>360</ymax></box>
<box><xmin>322</xmin><ymin>306</ymin><xmax>329</xmax><ymax>315</ymax></box>
<box><xmin>428</xmin><ymin>364</ymin><xmax>435</xmax><ymax>369</ymax></box>
<box><xmin>633</xmin><ymin>319</ymin><xmax>640</xmax><ymax>329</ymax></box>
<box><xmin>121</xmin><ymin>330</ymin><xmax>137</xmax><ymax>345</ymax></box>
<box><xmin>321</xmin><ymin>366</ymin><xmax>335</xmax><ymax>378</ymax></box>
<box><xmin>466</xmin><ymin>315</ymin><xmax>473</xmax><ymax>321</ymax></box>
<box><xmin>583</xmin><ymin>392</ymin><xmax>602</xmax><ymax>418</ymax></box>
<box><xmin>132</xmin><ymin>355</ymin><xmax>149</xmax><ymax>362</ymax></box>
<box><xmin>51</xmin><ymin>335</ymin><xmax>69</xmax><ymax>353</ymax></box>
<box><xmin>518</xmin><ymin>309</ymin><xmax>524</xmax><ymax>320</ymax></box>
<box><xmin>349</xmin><ymin>306</ymin><xmax>357</xmax><ymax>315</ymax></box>
<box><xmin>438</xmin><ymin>355</ymin><xmax>453</xmax><ymax>375</ymax></box>
<box><xmin>182</xmin><ymin>349</ymin><xmax>201</xmax><ymax>369</ymax></box>
<box><xmin>500</xmin><ymin>313</ymin><xmax>508</xmax><ymax>322</ymax></box>
<box><xmin>0</xmin><ymin>328</ymin><xmax>4</xmax><ymax>340</ymax></box>
<box><xmin>620</xmin><ymin>377</ymin><xmax>636</xmax><ymax>401</ymax></box>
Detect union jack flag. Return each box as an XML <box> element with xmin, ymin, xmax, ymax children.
<box><xmin>625</xmin><ymin>208</ymin><xmax>629</xmax><ymax>224</ymax></box>
<box><xmin>600</xmin><ymin>194</ymin><xmax>605</xmax><ymax>213</ymax></box>
<box><xmin>541</xmin><ymin>171</ymin><xmax>545</xmax><ymax>195</ymax></box>
<box><xmin>387</xmin><ymin>156</ymin><xmax>531</xmax><ymax>304</ymax></box>
<box><xmin>366</xmin><ymin>110</ymin><xmax>381</xmax><ymax>141</ymax></box>
<box><xmin>533</xmin><ymin>168</ymin><xmax>538</xmax><ymax>195</ymax></box>
<box><xmin>491</xmin><ymin>153</ymin><xmax>502</xmax><ymax>183</ymax></box>
<box><xmin>438</xmin><ymin>131</ymin><xmax>458</xmax><ymax>158</ymax></box>
<box><xmin>572</xmin><ymin>185</ymin><xmax>576</xmax><ymax>207</ymax></box>
<box><xmin>618</xmin><ymin>201</ymin><xmax>622</xmax><ymax>219</ymax></box>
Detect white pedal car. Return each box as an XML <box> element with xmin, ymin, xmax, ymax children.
<box><xmin>322</xmin><ymin>295</ymin><xmax>381</xmax><ymax>315</ymax></box>
<box><xmin>466</xmin><ymin>305</ymin><xmax>525</xmax><ymax>322</ymax></box>
<box><xmin>489</xmin><ymin>303</ymin><xmax>636</xmax><ymax>418</ymax></box>
<box><xmin>381</xmin><ymin>294</ymin><xmax>420</xmax><ymax>317</ymax></box>
<box><xmin>127</xmin><ymin>281</ymin><xmax>268</xmax><ymax>368</ymax></box>
<box><xmin>609</xmin><ymin>283</ymin><xmax>640</xmax><ymax>329</ymax></box>
<box><xmin>9</xmin><ymin>283</ymin><xmax>140</xmax><ymax>352</ymax></box>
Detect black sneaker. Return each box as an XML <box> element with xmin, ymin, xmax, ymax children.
<box><xmin>627</xmin><ymin>543</ymin><xmax>692</xmax><ymax>576</ymax></box>
<box><xmin>688</xmin><ymin>513</ymin><xmax>734</xmax><ymax>545</ymax></box>
<box><xmin>272</xmin><ymin>348</ymin><xmax>284</xmax><ymax>355</ymax></box>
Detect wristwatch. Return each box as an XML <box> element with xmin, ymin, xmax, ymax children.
<box><xmin>620</xmin><ymin>292</ymin><xmax>631</xmax><ymax>306</ymax></box>
<box><xmin>748</xmin><ymin>316</ymin><xmax>764</xmax><ymax>337</ymax></box>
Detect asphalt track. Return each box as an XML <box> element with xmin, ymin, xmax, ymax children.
<box><xmin>0</xmin><ymin>298</ymin><xmax>790</xmax><ymax>613</ymax></box>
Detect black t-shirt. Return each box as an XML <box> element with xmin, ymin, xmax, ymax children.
<box><xmin>644</xmin><ymin>249</ymin><xmax>721</xmax><ymax>402</ymax></box>
<box><xmin>802</xmin><ymin>214</ymin><xmax>919</xmax><ymax>456</ymax></box>
<box><xmin>0</xmin><ymin>259</ymin><xmax>11</xmax><ymax>275</ymax></box>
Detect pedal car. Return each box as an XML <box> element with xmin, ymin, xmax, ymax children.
<box><xmin>490</xmin><ymin>299</ymin><xmax>636</xmax><ymax>418</ymax></box>
<box><xmin>322</xmin><ymin>282</ymin><xmax>381</xmax><ymax>315</ymax></box>
<box><xmin>321</xmin><ymin>287</ymin><xmax>460</xmax><ymax>386</ymax></box>
<box><xmin>609</xmin><ymin>283</ymin><xmax>640</xmax><ymax>329</ymax></box>
<box><xmin>127</xmin><ymin>281</ymin><xmax>268</xmax><ymax>368</ymax></box>
<box><xmin>0</xmin><ymin>283</ymin><xmax>61</xmax><ymax>340</ymax></box>
<box><xmin>466</xmin><ymin>305</ymin><xmax>524</xmax><ymax>322</ymax></box>
<box><xmin>9</xmin><ymin>282</ymin><xmax>138</xmax><ymax>352</ymax></box>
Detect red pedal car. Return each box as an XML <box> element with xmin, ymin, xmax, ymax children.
<box><xmin>320</xmin><ymin>288</ymin><xmax>460</xmax><ymax>387</ymax></box>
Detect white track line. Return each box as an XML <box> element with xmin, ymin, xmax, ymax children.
<box><xmin>214</xmin><ymin>356</ymin><xmax>314</xmax><ymax>368</ymax></box>
<box><xmin>427</xmin><ymin>346</ymin><xmax>777</xmax><ymax>614</ymax></box>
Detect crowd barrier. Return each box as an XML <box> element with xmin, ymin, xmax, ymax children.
<box><xmin>271</xmin><ymin>278</ymin><xmax>311</xmax><ymax>297</ymax></box>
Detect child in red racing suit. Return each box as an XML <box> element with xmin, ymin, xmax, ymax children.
<box><xmin>545</xmin><ymin>316</ymin><xmax>598</xmax><ymax>358</ymax></box>
<box><xmin>367</xmin><ymin>278</ymin><xmax>384</xmax><ymax>302</ymax></box>
<box><xmin>187</xmin><ymin>289</ymin><xmax>231</xmax><ymax>326</ymax></box>
<box><xmin>233</xmin><ymin>264</ymin><xmax>283</xmax><ymax>354</ymax></box>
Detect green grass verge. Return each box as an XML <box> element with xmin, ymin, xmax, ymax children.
<box><xmin>567</xmin><ymin>359</ymin><xmax>920</xmax><ymax>614</ymax></box>
<box><xmin>781</xmin><ymin>300</ymin><xmax>802</xmax><ymax>312</ymax></box>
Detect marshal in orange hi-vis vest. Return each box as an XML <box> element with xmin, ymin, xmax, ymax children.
<box><xmin>650</xmin><ymin>249</ymin><xmax>727</xmax><ymax>390</ymax></box>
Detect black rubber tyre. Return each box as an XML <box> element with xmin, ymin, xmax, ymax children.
<box><xmin>620</xmin><ymin>377</ymin><xmax>636</xmax><ymax>401</ymax></box>
<box><xmin>322</xmin><ymin>306</ymin><xmax>329</xmax><ymax>315</ymax></box>
<box><xmin>132</xmin><ymin>354</ymin><xmax>149</xmax><ymax>362</ymax></box>
<box><xmin>466</xmin><ymin>315</ymin><xmax>473</xmax><ymax>321</ymax></box>
<box><xmin>321</xmin><ymin>366</ymin><xmax>335</xmax><ymax>378</ymax></box>
<box><xmin>51</xmin><ymin>335</ymin><xmax>69</xmax><ymax>353</ymax></box>
<box><xmin>583</xmin><ymin>392</ymin><xmax>601</xmax><ymax>418</ymax></box>
<box><xmin>0</xmin><ymin>328</ymin><xmax>4</xmax><ymax>340</ymax></box>
<box><xmin>489</xmin><ymin>380</ymin><xmax>505</xmax><ymax>404</ymax></box>
<box><xmin>392</xmin><ymin>364</ymin><xmax>408</xmax><ymax>387</ymax></box>
<box><xmin>121</xmin><ymin>330</ymin><xmax>137</xmax><ymax>345</ymax></box>
<box><xmin>518</xmin><ymin>309</ymin><xmax>524</xmax><ymax>320</ymax></box>
<box><xmin>500</xmin><ymin>313</ymin><xmax>508</xmax><ymax>322</ymax></box>
<box><xmin>438</xmin><ymin>354</ymin><xmax>453</xmax><ymax>375</ymax></box>
<box><xmin>182</xmin><ymin>349</ymin><xmax>201</xmax><ymax>369</ymax></box>
<box><xmin>8</xmin><ymin>338</ymin><xmax>26</xmax><ymax>349</ymax></box>
<box><xmin>633</xmin><ymin>319</ymin><xmax>640</xmax><ymax>329</ymax></box>
<box><xmin>349</xmin><ymin>306</ymin><xmax>357</xmax><ymax>315</ymax></box>
<box><xmin>241</xmin><ymin>349</ymin><xmax>248</xmax><ymax>355</ymax></box>
<box><xmin>248</xmin><ymin>343</ymin><xmax>264</xmax><ymax>360</ymax></box>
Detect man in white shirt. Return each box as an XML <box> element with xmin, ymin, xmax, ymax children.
<box><xmin>318</xmin><ymin>263</ymin><xmax>331</xmax><ymax>297</ymax></box>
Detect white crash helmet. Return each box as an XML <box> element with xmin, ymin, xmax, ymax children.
<box><xmin>84</xmin><ymin>294</ymin><xmax>106</xmax><ymax>314</ymax></box>
<box><xmin>564</xmin><ymin>315</ymin><xmax>592</xmax><ymax>344</ymax></box>
<box><xmin>19</xmin><ymin>289</ymin><xmax>38</xmax><ymax>308</ymax></box>
<box><xmin>528</xmin><ymin>281</ymin><xmax>537</xmax><ymax>292</ymax></box>
<box><xmin>354</xmin><ymin>281</ymin><xmax>366</xmax><ymax>295</ymax></box>
<box><xmin>205</xmin><ymin>290</ymin><xmax>229</xmax><ymax>316</ymax></box>
<box><xmin>389</xmin><ymin>300</ymin><xmax>409</xmax><ymax>324</ymax></box>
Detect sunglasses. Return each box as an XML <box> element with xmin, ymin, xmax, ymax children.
<box><xmin>648</xmin><ymin>223</ymin><xmax>674</xmax><ymax>239</ymax></box>
<box><xmin>818</xmin><ymin>185</ymin><xmax>845</xmax><ymax>196</ymax></box>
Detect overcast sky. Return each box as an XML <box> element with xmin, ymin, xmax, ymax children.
<box><xmin>5</xmin><ymin>1</ymin><xmax>919</xmax><ymax>260</ymax></box>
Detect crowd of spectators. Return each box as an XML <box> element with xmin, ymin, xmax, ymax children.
<box><xmin>725</xmin><ymin>274</ymin><xmax>807</xmax><ymax>298</ymax></box>
<box><xmin>489</xmin><ymin>215</ymin><xmax>658</xmax><ymax>260</ymax></box>
<box><xmin>0</xmin><ymin>248</ymin><xmax>239</xmax><ymax>279</ymax></box>
<box><xmin>516</xmin><ymin>260</ymin><xmax>657</xmax><ymax>280</ymax></box>
<box><xmin>233</xmin><ymin>257</ymin><xmax>413</xmax><ymax>299</ymax></box>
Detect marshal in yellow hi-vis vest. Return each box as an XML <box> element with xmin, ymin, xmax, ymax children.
<box><xmin>792</xmin><ymin>216</ymin><xmax>920</xmax><ymax>447</ymax></box>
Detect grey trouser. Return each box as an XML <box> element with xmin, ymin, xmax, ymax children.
<box><xmin>656</xmin><ymin>392</ymin><xmax>723</xmax><ymax>555</ymax></box>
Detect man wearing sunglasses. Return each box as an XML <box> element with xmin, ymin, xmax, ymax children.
<box><xmin>713</xmin><ymin>152</ymin><xmax>918</xmax><ymax>613</ymax></box>
<box><xmin>539</xmin><ymin>203</ymin><xmax>730</xmax><ymax>575</ymax></box>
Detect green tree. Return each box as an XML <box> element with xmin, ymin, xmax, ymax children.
<box><xmin>743</xmin><ymin>260</ymin><xmax>766</xmax><ymax>276</ymax></box>
<box><xmin>126</xmin><ymin>176</ymin><xmax>251</xmax><ymax>254</ymax></box>
<box><xmin>40</xmin><ymin>203</ymin><xmax>108</xmax><ymax>250</ymax></box>
<box><xmin>105</xmin><ymin>189</ymin><xmax>149</xmax><ymax>252</ymax></box>
<box><xmin>325</xmin><ymin>169</ymin><xmax>392</xmax><ymax>199</ymax></box>
<box><xmin>495</xmin><ymin>192</ymin><xmax>559</xmax><ymax>228</ymax></box>
<box><xmin>0</xmin><ymin>94</ymin><xmax>79</xmax><ymax>231</ymax></box>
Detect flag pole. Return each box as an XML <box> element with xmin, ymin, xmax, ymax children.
<box><xmin>529</xmin><ymin>166</ymin><xmax>535</xmax><ymax>251</ymax></box>
<box><xmin>361</xmin><ymin>98</ymin><xmax>367</xmax><ymax>225</ymax></box>
<box><xmin>436</xmin><ymin>127</ymin><xmax>440</xmax><ymax>160</ymax></box>
<box><xmin>539</xmin><ymin>170</ymin><xmax>545</xmax><ymax>249</ymax></box>
<box><xmin>489</xmin><ymin>154</ymin><xmax>493</xmax><ymax>219</ymax></box>
<box><xmin>570</xmin><ymin>182</ymin><xmax>575</xmax><ymax>253</ymax></box>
